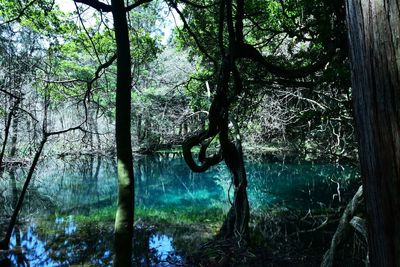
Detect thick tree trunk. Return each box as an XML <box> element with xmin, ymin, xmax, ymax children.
<box><xmin>111</xmin><ymin>0</ymin><xmax>135</xmax><ymax>266</ymax></box>
<box><xmin>219</xmin><ymin>118</ymin><xmax>249</xmax><ymax>239</ymax></box>
<box><xmin>345</xmin><ymin>1</ymin><xmax>400</xmax><ymax>266</ymax></box>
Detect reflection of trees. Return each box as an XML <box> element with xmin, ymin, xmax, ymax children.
<box><xmin>10</xmin><ymin>169</ymin><xmax>26</xmax><ymax>266</ymax></box>
<box><xmin>9</xmin><ymin>222</ymin><xmax>115</xmax><ymax>266</ymax></box>
<box><xmin>247</xmin><ymin>160</ymin><xmax>358</xmax><ymax>210</ymax></box>
<box><xmin>0</xmin><ymin>168</ymin><xmax>56</xmax><ymax>220</ymax></box>
<box><xmin>135</xmin><ymin>154</ymin><xmax>224</xmax><ymax>210</ymax></box>
<box><xmin>32</xmin><ymin>158</ymin><xmax>117</xmax><ymax>214</ymax></box>
<box><xmin>0</xmin><ymin>158</ymin><xmax>118</xmax><ymax>220</ymax></box>
<box><xmin>134</xmin><ymin>155</ymin><xmax>357</xmax><ymax>213</ymax></box>
<box><xmin>5</xmin><ymin>219</ymin><xmax>179</xmax><ymax>267</ymax></box>
<box><xmin>1</xmin><ymin>156</ymin><xmax>358</xmax><ymax>218</ymax></box>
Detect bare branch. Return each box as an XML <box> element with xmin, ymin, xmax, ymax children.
<box><xmin>74</xmin><ymin>0</ymin><xmax>112</xmax><ymax>12</ymax></box>
<box><xmin>88</xmin><ymin>54</ymin><xmax>117</xmax><ymax>89</ymax></box>
<box><xmin>0</xmin><ymin>88</ymin><xmax>21</xmax><ymax>99</ymax></box>
<box><xmin>46</xmin><ymin>124</ymin><xmax>85</xmax><ymax>137</ymax></box>
<box><xmin>177</xmin><ymin>0</ymin><xmax>219</xmax><ymax>9</ymax></box>
<box><xmin>42</xmin><ymin>79</ymin><xmax>86</xmax><ymax>84</ymax></box>
<box><xmin>74</xmin><ymin>1</ymin><xmax>102</xmax><ymax>63</ymax></box>
<box><xmin>15</xmin><ymin>107</ymin><xmax>39</xmax><ymax>123</ymax></box>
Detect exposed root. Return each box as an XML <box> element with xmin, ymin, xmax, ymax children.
<box><xmin>321</xmin><ymin>185</ymin><xmax>365</xmax><ymax>267</ymax></box>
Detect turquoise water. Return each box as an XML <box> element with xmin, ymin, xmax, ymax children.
<box><xmin>0</xmin><ymin>154</ymin><xmax>358</xmax><ymax>266</ymax></box>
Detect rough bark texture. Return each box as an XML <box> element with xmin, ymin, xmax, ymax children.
<box><xmin>111</xmin><ymin>0</ymin><xmax>135</xmax><ymax>266</ymax></box>
<box><xmin>345</xmin><ymin>0</ymin><xmax>400</xmax><ymax>266</ymax></box>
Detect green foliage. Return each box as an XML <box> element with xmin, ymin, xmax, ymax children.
<box><xmin>170</xmin><ymin>0</ymin><xmax>354</xmax><ymax>159</ymax></box>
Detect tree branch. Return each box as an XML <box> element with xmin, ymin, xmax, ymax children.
<box><xmin>126</xmin><ymin>0</ymin><xmax>152</xmax><ymax>12</ymax></box>
<box><xmin>74</xmin><ymin>0</ymin><xmax>112</xmax><ymax>12</ymax></box>
<box><xmin>238</xmin><ymin>42</ymin><xmax>335</xmax><ymax>79</ymax></box>
<box><xmin>177</xmin><ymin>0</ymin><xmax>219</xmax><ymax>9</ymax></box>
<box><xmin>0</xmin><ymin>88</ymin><xmax>21</xmax><ymax>99</ymax></box>
<box><xmin>170</xmin><ymin>1</ymin><xmax>217</xmax><ymax>66</ymax></box>
<box><xmin>88</xmin><ymin>54</ymin><xmax>117</xmax><ymax>89</ymax></box>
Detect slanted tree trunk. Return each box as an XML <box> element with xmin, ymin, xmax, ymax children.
<box><xmin>345</xmin><ymin>1</ymin><xmax>400</xmax><ymax>266</ymax></box>
<box><xmin>0</xmin><ymin>137</ymin><xmax>46</xmax><ymax>250</ymax></box>
<box><xmin>110</xmin><ymin>0</ymin><xmax>135</xmax><ymax>266</ymax></box>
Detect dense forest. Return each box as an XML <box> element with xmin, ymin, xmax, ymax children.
<box><xmin>0</xmin><ymin>0</ymin><xmax>398</xmax><ymax>266</ymax></box>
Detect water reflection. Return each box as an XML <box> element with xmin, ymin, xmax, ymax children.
<box><xmin>0</xmin><ymin>154</ymin><xmax>358</xmax><ymax>266</ymax></box>
<box><xmin>4</xmin><ymin>218</ymin><xmax>182</xmax><ymax>267</ymax></box>
<box><xmin>148</xmin><ymin>234</ymin><xmax>182</xmax><ymax>266</ymax></box>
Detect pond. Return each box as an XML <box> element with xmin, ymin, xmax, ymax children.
<box><xmin>0</xmin><ymin>154</ymin><xmax>358</xmax><ymax>266</ymax></box>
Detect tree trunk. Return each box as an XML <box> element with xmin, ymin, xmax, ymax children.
<box><xmin>345</xmin><ymin>1</ymin><xmax>400</xmax><ymax>266</ymax></box>
<box><xmin>111</xmin><ymin>0</ymin><xmax>135</xmax><ymax>266</ymax></box>
<box><xmin>219</xmin><ymin>118</ymin><xmax>250</xmax><ymax>239</ymax></box>
<box><xmin>9</xmin><ymin>109</ymin><xmax>18</xmax><ymax>158</ymax></box>
<box><xmin>0</xmin><ymin>137</ymin><xmax>46</xmax><ymax>250</ymax></box>
<box><xmin>0</xmin><ymin>99</ymin><xmax>19</xmax><ymax>169</ymax></box>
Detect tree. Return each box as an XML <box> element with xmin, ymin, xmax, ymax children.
<box><xmin>173</xmin><ymin>0</ymin><xmax>348</xmax><ymax>241</ymax></box>
<box><xmin>72</xmin><ymin>0</ymin><xmax>133</xmax><ymax>263</ymax></box>
<box><xmin>72</xmin><ymin>0</ymin><xmax>155</xmax><ymax>265</ymax></box>
<box><xmin>345</xmin><ymin>0</ymin><xmax>400</xmax><ymax>266</ymax></box>
<box><xmin>0</xmin><ymin>0</ymin><xmax>155</xmax><ymax>265</ymax></box>
<box><xmin>110</xmin><ymin>0</ymin><xmax>135</xmax><ymax>266</ymax></box>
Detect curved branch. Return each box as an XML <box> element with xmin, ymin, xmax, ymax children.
<box><xmin>182</xmin><ymin>130</ymin><xmax>222</xmax><ymax>172</ymax></box>
<box><xmin>178</xmin><ymin>0</ymin><xmax>219</xmax><ymax>9</ymax></box>
<box><xmin>238</xmin><ymin>42</ymin><xmax>335</xmax><ymax>79</ymax></box>
<box><xmin>74</xmin><ymin>0</ymin><xmax>112</xmax><ymax>12</ymax></box>
<box><xmin>88</xmin><ymin>53</ymin><xmax>117</xmax><ymax>90</ymax></box>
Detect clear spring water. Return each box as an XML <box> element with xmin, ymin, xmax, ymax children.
<box><xmin>0</xmin><ymin>154</ymin><xmax>358</xmax><ymax>266</ymax></box>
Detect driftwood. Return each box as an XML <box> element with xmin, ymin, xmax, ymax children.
<box><xmin>321</xmin><ymin>185</ymin><xmax>365</xmax><ymax>267</ymax></box>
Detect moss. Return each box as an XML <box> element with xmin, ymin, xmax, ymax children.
<box><xmin>135</xmin><ymin>206</ymin><xmax>225</xmax><ymax>225</ymax></box>
<box><xmin>46</xmin><ymin>205</ymin><xmax>226</xmax><ymax>227</ymax></box>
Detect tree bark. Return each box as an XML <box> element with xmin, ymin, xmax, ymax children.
<box><xmin>345</xmin><ymin>0</ymin><xmax>400</xmax><ymax>266</ymax></box>
<box><xmin>110</xmin><ymin>0</ymin><xmax>135</xmax><ymax>266</ymax></box>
